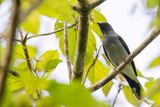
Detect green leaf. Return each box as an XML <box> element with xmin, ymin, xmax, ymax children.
<box><xmin>46</xmin><ymin>81</ymin><xmax>109</xmax><ymax>107</ymax></box>
<box><xmin>148</xmin><ymin>56</ymin><xmax>160</xmax><ymax>68</ymax></box>
<box><xmin>36</xmin><ymin>50</ymin><xmax>60</xmax><ymax>71</ymax></box>
<box><xmin>123</xmin><ymin>86</ymin><xmax>141</xmax><ymax>106</ymax></box>
<box><xmin>90</xmin><ymin>22</ymin><xmax>103</xmax><ymax>39</ymax></box>
<box><xmin>145</xmin><ymin>78</ymin><xmax>160</xmax><ymax>104</ymax></box>
<box><xmin>12</xmin><ymin>94</ymin><xmax>32</xmax><ymax>107</ymax></box>
<box><xmin>146</xmin><ymin>0</ymin><xmax>158</xmax><ymax>8</ymax></box>
<box><xmin>0</xmin><ymin>0</ymin><xmax>4</xmax><ymax>4</ymax></box>
<box><xmin>38</xmin><ymin>0</ymin><xmax>76</xmax><ymax>22</ymax></box>
<box><xmin>20</xmin><ymin>11</ymin><xmax>40</xmax><ymax>34</ymax></box>
<box><xmin>86</xmin><ymin>60</ymin><xmax>110</xmax><ymax>83</ymax></box>
<box><xmin>145</xmin><ymin>79</ymin><xmax>160</xmax><ymax>95</ymax></box>
<box><xmin>44</xmin><ymin>59</ymin><xmax>62</xmax><ymax>71</ymax></box>
<box><xmin>12</xmin><ymin>44</ymin><xmax>37</xmax><ymax>60</ymax></box>
<box><xmin>91</xmin><ymin>9</ymin><xmax>107</xmax><ymax>22</ymax></box>
<box><xmin>84</xmin><ymin>29</ymin><xmax>96</xmax><ymax>66</ymax></box>
<box><xmin>102</xmin><ymin>81</ymin><xmax>113</xmax><ymax>96</ymax></box>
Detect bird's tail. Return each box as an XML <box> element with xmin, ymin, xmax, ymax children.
<box><xmin>122</xmin><ymin>73</ymin><xmax>142</xmax><ymax>100</ymax></box>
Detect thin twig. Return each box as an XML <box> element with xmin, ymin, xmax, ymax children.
<box><xmin>0</xmin><ymin>65</ymin><xmax>19</xmax><ymax>77</ymax></box>
<box><xmin>19</xmin><ymin>30</ymin><xmax>32</xmax><ymax>72</ymax></box>
<box><xmin>64</xmin><ymin>22</ymin><xmax>72</xmax><ymax>82</ymax></box>
<box><xmin>82</xmin><ymin>46</ymin><xmax>101</xmax><ymax>85</ymax></box>
<box><xmin>0</xmin><ymin>0</ymin><xmax>20</xmax><ymax>104</ymax></box>
<box><xmin>27</xmin><ymin>24</ymin><xmax>76</xmax><ymax>40</ymax></box>
<box><xmin>112</xmin><ymin>84</ymin><xmax>123</xmax><ymax>107</ymax></box>
<box><xmin>88</xmin><ymin>26</ymin><xmax>160</xmax><ymax>91</ymax></box>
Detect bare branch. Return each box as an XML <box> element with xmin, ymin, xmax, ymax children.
<box><xmin>88</xmin><ymin>26</ymin><xmax>160</xmax><ymax>91</ymax></box>
<box><xmin>89</xmin><ymin>0</ymin><xmax>106</xmax><ymax>10</ymax></box>
<box><xmin>0</xmin><ymin>65</ymin><xmax>19</xmax><ymax>77</ymax></box>
<box><xmin>72</xmin><ymin>0</ymin><xmax>91</xmax><ymax>81</ymax></box>
<box><xmin>82</xmin><ymin>46</ymin><xmax>101</xmax><ymax>85</ymax></box>
<box><xmin>64</xmin><ymin>22</ymin><xmax>72</xmax><ymax>82</ymax></box>
<box><xmin>27</xmin><ymin>24</ymin><xmax>76</xmax><ymax>40</ymax></box>
<box><xmin>112</xmin><ymin>84</ymin><xmax>123</xmax><ymax>107</ymax></box>
<box><xmin>0</xmin><ymin>0</ymin><xmax>20</xmax><ymax>104</ymax></box>
<box><xmin>19</xmin><ymin>30</ymin><xmax>33</xmax><ymax>72</ymax></box>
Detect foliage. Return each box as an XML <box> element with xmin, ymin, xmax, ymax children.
<box><xmin>0</xmin><ymin>0</ymin><xmax>160</xmax><ymax>106</ymax></box>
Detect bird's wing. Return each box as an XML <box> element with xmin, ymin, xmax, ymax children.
<box><xmin>117</xmin><ymin>36</ymin><xmax>137</xmax><ymax>76</ymax></box>
<box><xmin>103</xmin><ymin>46</ymin><xmax>116</xmax><ymax>67</ymax></box>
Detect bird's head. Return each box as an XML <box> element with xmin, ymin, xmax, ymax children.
<box><xmin>97</xmin><ymin>22</ymin><xmax>113</xmax><ymax>34</ymax></box>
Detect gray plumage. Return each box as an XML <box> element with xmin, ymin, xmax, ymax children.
<box><xmin>98</xmin><ymin>22</ymin><xmax>142</xmax><ymax>99</ymax></box>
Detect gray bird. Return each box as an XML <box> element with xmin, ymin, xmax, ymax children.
<box><xmin>98</xmin><ymin>22</ymin><xmax>142</xmax><ymax>99</ymax></box>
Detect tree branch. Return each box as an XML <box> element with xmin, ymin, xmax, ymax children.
<box><xmin>19</xmin><ymin>30</ymin><xmax>33</xmax><ymax>72</ymax></box>
<box><xmin>0</xmin><ymin>0</ymin><xmax>20</xmax><ymax>104</ymax></box>
<box><xmin>82</xmin><ymin>46</ymin><xmax>101</xmax><ymax>85</ymax></box>
<box><xmin>88</xmin><ymin>26</ymin><xmax>160</xmax><ymax>91</ymax></box>
<box><xmin>26</xmin><ymin>24</ymin><xmax>76</xmax><ymax>40</ymax></box>
<box><xmin>72</xmin><ymin>5</ymin><xmax>90</xmax><ymax>80</ymax></box>
<box><xmin>89</xmin><ymin>0</ymin><xmax>106</xmax><ymax>10</ymax></box>
<box><xmin>64</xmin><ymin>22</ymin><xmax>72</xmax><ymax>82</ymax></box>
<box><xmin>112</xmin><ymin>84</ymin><xmax>123</xmax><ymax>107</ymax></box>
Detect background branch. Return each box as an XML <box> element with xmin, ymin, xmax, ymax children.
<box><xmin>19</xmin><ymin>30</ymin><xmax>33</xmax><ymax>72</ymax></box>
<box><xmin>112</xmin><ymin>84</ymin><xmax>123</xmax><ymax>107</ymax></box>
<box><xmin>82</xmin><ymin>46</ymin><xmax>101</xmax><ymax>85</ymax></box>
<box><xmin>88</xmin><ymin>26</ymin><xmax>160</xmax><ymax>91</ymax></box>
<box><xmin>0</xmin><ymin>0</ymin><xmax>20</xmax><ymax>104</ymax></box>
<box><xmin>64</xmin><ymin>22</ymin><xmax>72</xmax><ymax>82</ymax></box>
<box><xmin>26</xmin><ymin>24</ymin><xmax>76</xmax><ymax>40</ymax></box>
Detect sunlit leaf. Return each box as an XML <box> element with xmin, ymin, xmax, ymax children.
<box><xmin>12</xmin><ymin>44</ymin><xmax>37</xmax><ymax>59</ymax></box>
<box><xmin>85</xmin><ymin>29</ymin><xmax>96</xmax><ymax>65</ymax></box>
<box><xmin>91</xmin><ymin>9</ymin><xmax>107</xmax><ymax>22</ymax></box>
<box><xmin>145</xmin><ymin>78</ymin><xmax>160</xmax><ymax>104</ymax></box>
<box><xmin>0</xmin><ymin>0</ymin><xmax>4</xmax><ymax>4</ymax></box>
<box><xmin>36</xmin><ymin>50</ymin><xmax>60</xmax><ymax>71</ymax></box>
<box><xmin>11</xmin><ymin>94</ymin><xmax>32</xmax><ymax>107</ymax></box>
<box><xmin>148</xmin><ymin>56</ymin><xmax>160</xmax><ymax>68</ymax></box>
<box><xmin>146</xmin><ymin>0</ymin><xmax>158</xmax><ymax>8</ymax></box>
<box><xmin>38</xmin><ymin>0</ymin><xmax>76</xmax><ymax>22</ymax></box>
<box><xmin>123</xmin><ymin>86</ymin><xmax>141</xmax><ymax>106</ymax></box>
<box><xmin>68</xmin><ymin>0</ymin><xmax>77</xmax><ymax>5</ymax></box>
<box><xmin>86</xmin><ymin>60</ymin><xmax>109</xmax><ymax>83</ymax></box>
<box><xmin>102</xmin><ymin>81</ymin><xmax>113</xmax><ymax>96</ymax></box>
<box><xmin>44</xmin><ymin>59</ymin><xmax>62</xmax><ymax>72</ymax></box>
<box><xmin>47</xmin><ymin>81</ymin><xmax>109</xmax><ymax>107</ymax></box>
<box><xmin>90</xmin><ymin>22</ymin><xmax>103</xmax><ymax>39</ymax></box>
<box><xmin>20</xmin><ymin>11</ymin><xmax>40</xmax><ymax>34</ymax></box>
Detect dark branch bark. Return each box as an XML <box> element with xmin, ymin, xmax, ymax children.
<box><xmin>72</xmin><ymin>0</ymin><xmax>106</xmax><ymax>81</ymax></box>
<box><xmin>88</xmin><ymin>26</ymin><xmax>160</xmax><ymax>91</ymax></box>
<box><xmin>72</xmin><ymin>12</ymin><xmax>90</xmax><ymax>80</ymax></box>
<box><xmin>0</xmin><ymin>0</ymin><xmax>20</xmax><ymax>104</ymax></box>
<box><xmin>64</xmin><ymin>22</ymin><xmax>72</xmax><ymax>82</ymax></box>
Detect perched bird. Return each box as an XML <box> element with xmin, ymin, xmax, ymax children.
<box><xmin>97</xmin><ymin>22</ymin><xmax>142</xmax><ymax>99</ymax></box>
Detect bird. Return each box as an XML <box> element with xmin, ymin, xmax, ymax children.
<box><xmin>97</xmin><ymin>22</ymin><xmax>142</xmax><ymax>99</ymax></box>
